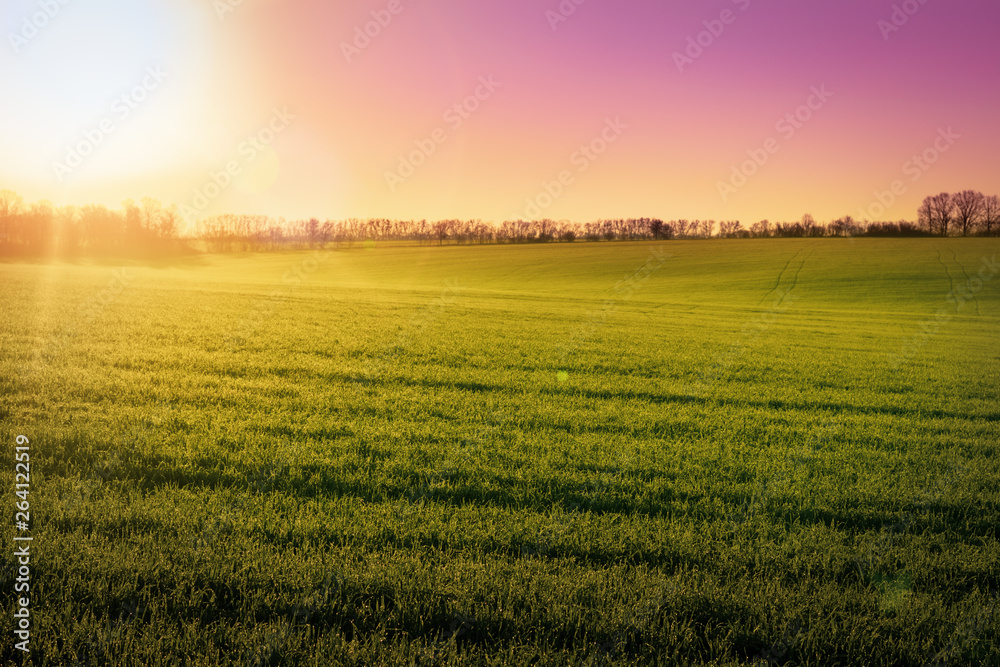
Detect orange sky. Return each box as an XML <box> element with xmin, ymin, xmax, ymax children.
<box><xmin>2</xmin><ymin>0</ymin><xmax>998</xmax><ymax>229</ymax></box>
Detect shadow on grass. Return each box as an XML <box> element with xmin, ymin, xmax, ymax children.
<box><xmin>23</xmin><ymin>550</ymin><xmax>769</xmax><ymax>667</ymax></box>
<box><xmin>56</xmin><ymin>441</ymin><xmax>1000</xmax><ymax>553</ymax></box>
<box><xmin>333</xmin><ymin>370</ymin><xmax>1000</xmax><ymax>424</ymax></box>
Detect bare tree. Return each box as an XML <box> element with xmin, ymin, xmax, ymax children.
<box><xmin>433</xmin><ymin>220</ymin><xmax>449</xmax><ymax>245</ymax></box>
<box><xmin>917</xmin><ymin>198</ymin><xmax>933</xmax><ymax>234</ymax></box>
<box><xmin>306</xmin><ymin>218</ymin><xmax>320</xmax><ymax>247</ymax></box>
<box><xmin>801</xmin><ymin>213</ymin><xmax>817</xmax><ymax>237</ymax></box>
<box><xmin>719</xmin><ymin>221</ymin><xmax>742</xmax><ymax>238</ymax></box>
<box><xmin>80</xmin><ymin>204</ymin><xmax>125</xmax><ymax>251</ymax></box>
<box><xmin>0</xmin><ymin>189</ymin><xmax>22</xmax><ymax>218</ymax></box>
<box><xmin>750</xmin><ymin>220</ymin><xmax>771</xmax><ymax>238</ymax></box>
<box><xmin>159</xmin><ymin>205</ymin><xmax>180</xmax><ymax>240</ymax></box>
<box><xmin>27</xmin><ymin>200</ymin><xmax>54</xmax><ymax>249</ymax></box>
<box><xmin>951</xmin><ymin>190</ymin><xmax>985</xmax><ymax>237</ymax></box>
<box><xmin>0</xmin><ymin>190</ymin><xmax>23</xmax><ymax>247</ymax></box>
<box><xmin>980</xmin><ymin>195</ymin><xmax>999</xmax><ymax>237</ymax></box>
<box><xmin>649</xmin><ymin>218</ymin><xmax>665</xmax><ymax>239</ymax></box>
<box><xmin>921</xmin><ymin>193</ymin><xmax>954</xmax><ymax>236</ymax></box>
<box><xmin>56</xmin><ymin>205</ymin><xmax>80</xmax><ymax>252</ymax></box>
<box><xmin>828</xmin><ymin>215</ymin><xmax>858</xmax><ymax>237</ymax></box>
<box><xmin>140</xmin><ymin>197</ymin><xmax>163</xmax><ymax>234</ymax></box>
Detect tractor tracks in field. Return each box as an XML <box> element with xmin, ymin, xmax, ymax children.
<box><xmin>936</xmin><ymin>247</ymin><xmax>981</xmax><ymax>317</ymax></box>
<box><xmin>951</xmin><ymin>248</ymin><xmax>980</xmax><ymax>316</ymax></box>
<box><xmin>685</xmin><ymin>249</ymin><xmax>811</xmax><ymax>401</ymax></box>
<box><xmin>891</xmin><ymin>252</ymin><xmax>999</xmax><ymax>368</ymax></box>
<box><xmin>757</xmin><ymin>249</ymin><xmax>801</xmax><ymax>307</ymax></box>
<box><xmin>935</xmin><ymin>249</ymin><xmax>955</xmax><ymax>299</ymax></box>
<box><xmin>757</xmin><ymin>247</ymin><xmax>814</xmax><ymax>307</ymax></box>
<box><xmin>784</xmin><ymin>248</ymin><xmax>814</xmax><ymax>298</ymax></box>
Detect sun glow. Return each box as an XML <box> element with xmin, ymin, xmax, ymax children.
<box><xmin>1</xmin><ymin>0</ymin><xmax>216</xmax><ymax>204</ymax></box>
<box><xmin>2</xmin><ymin>0</ymin><xmax>998</xmax><ymax>224</ymax></box>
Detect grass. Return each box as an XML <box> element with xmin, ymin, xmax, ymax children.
<box><xmin>1</xmin><ymin>238</ymin><xmax>998</xmax><ymax>665</ymax></box>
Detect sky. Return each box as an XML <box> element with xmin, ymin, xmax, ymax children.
<box><xmin>1</xmin><ymin>0</ymin><xmax>998</xmax><ymax>230</ymax></box>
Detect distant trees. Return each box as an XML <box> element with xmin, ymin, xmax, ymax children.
<box><xmin>827</xmin><ymin>216</ymin><xmax>859</xmax><ymax>237</ymax></box>
<box><xmin>983</xmin><ymin>195</ymin><xmax>1000</xmax><ymax>236</ymax></box>
<box><xmin>649</xmin><ymin>218</ymin><xmax>665</xmax><ymax>239</ymax></box>
<box><xmin>862</xmin><ymin>220</ymin><xmax>927</xmax><ymax>237</ymax></box>
<box><xmin>918</xmin><ymin>190</ymin><xmax>999</xmax><ymax>237</ymax></box>
<box><xmin>0</xmin><ymin>191</ymin><xmax>184</xmax><ymax>256</ymax></box>
<box><xmin>1</xmin><ymin>187</ymin><xmax>998</xmax><ymax>257</ymax></box>
<box><xmin>750</xmin><ymin>220</ymin><xmax>771</xmax><ymax>238</ymax></box>
<box><xmin>919</xmin><ymin>193</ymin><xmax>955</xmax><ymax>236</ymax></box>
<box><xmin>0</xmin><ymin>190</ymin><xmax>23</xmax><ymax>247</ymax></box>
<box><xmin>433</xmin><ymin>220</ymin><xmax>449</xmax><ymax>245</ymax></box>
<box><xmin>197</xmin><ymin>214</ymin><xmax>337</xmax><ymax>252</ymax></box>
<box><xmin>801</xmin><ymin>214</ymin><xmax>817</xmax><ymax>237</ymax></box>
<box><xmin>951</xmin><ymin>190</ymin><xmax>986</xmax><ymax>237</ymax></box>
<box><xmin>717</xmin><ymin>221</ymin><xmax>745</xmax><ymax>238</ymax></box>
<box><xmin>774</xmin><ymin>221</ymin><xmax>805</xmax><ymax>237</ymax></box>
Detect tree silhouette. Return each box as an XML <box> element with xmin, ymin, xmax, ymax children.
<box><xmin>750</xmin><ymin>220</ymin><xmax>771</xmax><ymax>238</ymax></box>
<box><xmin>920</xmin><ymin>193</ymin><xmax>955</xmax><ymax>236</ymax></box>
<box><xmin>982</xmin><ymin>195</ymin><xmax>1000</xmax><ymax>237</ymax></box>
<box><xmin>951</xmin><ymin>190</ymin><xmax>985</xmax><ymax>237</ymax></box>
<box><xmin>0</xmin><ymin>190</ymin><xmax>23</xmax><ymax>247</ymax></box>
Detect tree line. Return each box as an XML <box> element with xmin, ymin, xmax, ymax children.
<box><xmin>918</xmin><ymin>191</ymin><xmax>1000</xmax><ymax>237</ymax></box>
<box><xmin>0</xmin><ymin>190</ymin><xmax>182</xmax><ymax>256</ymax></box>
<box><xmin>1</xmin><ymin>189</ymin><xmax>997</xmax><ymax>256</ymax></box>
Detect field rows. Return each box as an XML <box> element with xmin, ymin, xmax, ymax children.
<box><xmin>1</xmin><ymin>239</ymin><xmax>998</xmax><ymax>665</ymax></box>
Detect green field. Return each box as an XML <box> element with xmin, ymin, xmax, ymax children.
<box><xmin>2</xmin><ymin>239</ymin><xmax>999</xmax><ymax>666</ymax></box>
